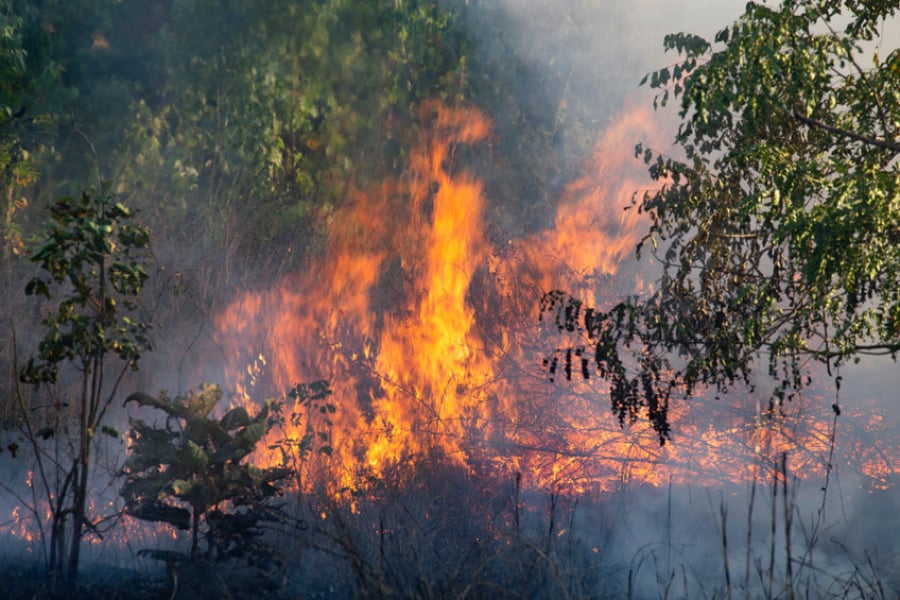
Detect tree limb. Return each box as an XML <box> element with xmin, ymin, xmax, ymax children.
<box><xmin>792</xmin><ymin>110</ymin><xmax>900</xmax><ymax>153</ymax></box>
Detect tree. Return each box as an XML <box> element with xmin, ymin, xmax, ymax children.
<box><xmin>267</xmin><ymin>379</ymin><xmax>335</xmax><ymax>492</ymax></box>
<box><xmin>18</xmin><ymin>188</ymin><xmax>152</xmax><ymax>581</ymax></box>
<box><xmin>116</xmin><ymin>0</ymin><xmax>470</xmax><ymax>288</ymax></box>
<box><xmin>0</xmin><ymin>3</ymin><xmax>33</xmax><ymax>259</ymax></box>
<box><xmin>120</xmin><ymin>384</ymin><xmax>291</xmax><ymax>596</ymax></box>
<box><xmin>543</xmin><ymin>0</ymin><xmax>900</xmax><ymax>442</ymax></box>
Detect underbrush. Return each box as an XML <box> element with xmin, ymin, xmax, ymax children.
<box><xmin>1</xmin><ymin>455</ymin><xmax>898</xmax><ymax>599</ymax></box>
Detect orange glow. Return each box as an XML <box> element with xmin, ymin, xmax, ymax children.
<box><xmin>2</xmin><ymin>102</ymin><xmax>899</xmax><ymax>556</ymax></box>
<box><xmin>211</xmin><ymin>101</ymin><xmax>900</xmax><ymax>496</ymax></box>
<box><xmin>515</xmin><ymin>103</ymin><xmax>660</xmax><ymax>295</ymax></box>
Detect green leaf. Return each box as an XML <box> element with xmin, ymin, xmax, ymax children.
<box><xmin>187</xmin><ymin>383</ymin><xmax>223</xmax><ymax>417</ymax></box>
<box><xmin>170</xmin><ymin>478</ymin><xmax>194</xmax><ymax>498</ymax></box>
<box><xmin>24</xmin><ymin>278</ymin><xmax>49</xmax><ymax>298</ymax></box>
<box><xmin>129</xmin><ymin>505</ymin><xmax>191</xmax><ymax>531</ymax></box>
<box><xmin>242</xmin><ymin>421</ymin><xmax>266</xmax><ymax>446</ymax></box>
<box><xmin>221</xmin><ymin>406</ymin><xmax>251</xmax><ymax>430</ymax></box>
<box><xmin>177</xmin><ymin>440</ymin><xmax>209</xmax><ymax>471</ymax></box>
<box><xmin>125</xmin><ymin>392</ymin><xmax>187</xmax><ymax>419</ymax></box>
<box><xmin>101</xmin><ymin>425</ymin><xmax>120</xmax><ymax>439</ymax></box>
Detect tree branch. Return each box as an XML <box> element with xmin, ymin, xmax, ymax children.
<box><xmin>792</xmin><ymin>110</ymin><xmax>900</xmax><ymax>153</ymax></box>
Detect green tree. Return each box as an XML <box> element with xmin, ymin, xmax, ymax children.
<box><xmin>116</xmin><ymin>0</ymin><xmax>470</xmax><ymax>288</ymax></box>
<box><xmin>543</xmin><ymin>0</ymin><xmax>900</xmax><ymax>442</ymax></box>
<box><xmin>0</xmin><ymin>2</ymin><xmax>32</xmax><ymax>259</ymax></box>
<box><xmin>1</xmin><ymin>0</ymin><xmax>473</xmax><ymax>434</ymax></box>
<box><xmin>268</xmin><ymin>379</ymin><xmax>335</xmax><ymax>491</ymax></box>
<box><xmin>120</xmin><ymin>384</ymin><xmax>291</xmax><ymax>595</ymax></box>
<box><xmin>18</xmin><ymin>188</ymin><xmax>152</xmax><ymax>581</ymax></box>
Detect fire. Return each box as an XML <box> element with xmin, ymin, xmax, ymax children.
<box><xmin>212</xmin><ymin>101</ymin><xmax>900</xmax><ymax>496</ymax></box>
<box><xmin>367</xmin><ymin>104</ymin><xmax>493</xmax><ymax>472</ymax></box>
<box><xmin>215</xmin><ymin>102</ymin><xmax>498</xmax><ymax>490</ymax></box>
<box><xmin>515</xmin><ymin>101</ymin><xmax>659</xmax><ymax>294</ymax></box>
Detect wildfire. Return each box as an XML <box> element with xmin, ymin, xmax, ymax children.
<box><xmin>212</xmin><ymin>101</ymin><xmax>900</xmax><ymax>496</ymax></box>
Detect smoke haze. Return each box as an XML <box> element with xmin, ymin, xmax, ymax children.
<box><xmin>2</xmin><ymin>1</ymin><xmax>899</xmax><ymax>596</ymax></box>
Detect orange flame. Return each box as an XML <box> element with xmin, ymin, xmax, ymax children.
<box><xmin>516</xmin><ymin>102</ymin><xmax>659</xmax><ymax>295</ymax></box>
<box><xmin>3</xmin><ymin>102</ymin><xmax>897</xmax><ymax>557</ymax></box>
<box><xmin>211</xmin><ymin>101</ymin><xmax>900</xmax><ymax>496</ymax></box>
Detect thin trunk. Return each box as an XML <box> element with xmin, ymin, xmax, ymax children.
<box><xmin>546</xmin><ymin>489</ymin><xmax>557</xmax><ymax>556</ymax></box>
<box><xmin>379</xmin><ymin>512</ymin><xmax>386</xmax><ymax>573</ymax></box>
<box><xmin>767</xmin><ymin>462</ymin><xmax>777</xmax><ymax>600</ymax></box>
<box><xmin>666</xmin><ymin>479</ymin><xmax>672</xmax><ymax>578</ymax></box>
<box><xmin>50</xmin><ymin>457</ymin><xmax>76</xmax><ymax>579</ymax></box>
<box><xmin>744</xmin><ymin>467</ymin><xmax>756</xmax><ymax>600</ymax></box>
<box><xmin>49</xmin><ymin>510</ymin><xmax>64</xmax><ymax>578</ymax></box>
<box><xmin>721</xmin><ymin>500</ymin><xmax>732</xmax><ymax>600</ymax></box>
<box><xmin>67</xmin><ymin>364</ymin><xmax>93</xmax><ymax>582</ymax></box>
<box><xmin>781</xmin><ymin>453</ymin><xmax>794</xmax><ymax>600</ymax></box>
<box><xmin>191</xmin><ymin>506</ymin><xmax>201</xmax><ymax>559</ymax></box>
<box><xmin>67</xmin><ymin>463</ymin><xmax>89</xmax><ymax>581</ymax></box>
<box><xmin>67</xmin><ymin>214</ymin><xmax>111</xmax><ymax>581</ymax></box>
<box><xmin>514</xmin><ymin>471</ymin><xmax>521</xmax><ymax>534</ymax></box>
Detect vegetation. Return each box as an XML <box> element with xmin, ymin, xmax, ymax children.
<box><xmin>15</xmin><ymin>188</ymin><xmax>151</xmax><ymax>582</ymax></box>
<box><xmin>268</xmin><ymin>379</ymin><xmax>335</xmax><ymax>491</ymax></box>
<box><xmin>0</xmin><ymin>0</ymin><xmax>897</xmax><ymax>596</ymax></box>
<box><xmin>0</xmin><ymin>0</ymin><xmax>604</xmax><ymax>280</ymax></box>
<box><xmin>0</xmin><ymin>0</ymin><xmax>595</xmax><ymax>586</ymax></box>
<box><xmin>544</xmin><ymin>0</ymin><xmax>900</xmax><ymax>441</ymax></box>
<box><xmin>120</xmin><ymin>384</ymin><xmax>291</xmax><ymax>596</ymax></box>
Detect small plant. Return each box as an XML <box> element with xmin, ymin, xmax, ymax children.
<box><xmin>120</xmin><ymin>383</ymin><xmax>291</xmax><ymax>594</ymax></box>
<box><xmin>268</xmin><ymin>379</ymin><xmax>334</xmax><ymax>490</ymax></box>
<box><xmin>17</xmin><ymin>187</ymin><xmax>152</xmax><ymax>582</ymax></box>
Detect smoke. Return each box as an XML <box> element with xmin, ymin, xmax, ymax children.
<box><xmin>589</xmin><ymin>474</ymin><xmax>899</xmax><ymax>597</ymax></box>
<box><xmin>455</xmin><ymin>0</ymin><xmax>750</xmax><ymax>165</ymax></box>
<box><xmin>443</xmin><ymin>1</ymin><xmax>900</xmax><ymax>594</ymax></box>
<box><xmin>4</xmin><ymin>1</ymin><xmax>900</xmax><ymax>594</ymax></box>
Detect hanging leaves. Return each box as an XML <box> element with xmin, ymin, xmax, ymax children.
<box><xmin>544</xmin><ymin>0</ymin><xmax>900</xmax><ymax>442</ymax></box>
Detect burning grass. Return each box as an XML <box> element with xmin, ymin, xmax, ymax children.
<box><xmin>3</xmin><ymin>451</ymin><xmax>898</xmax><ymax>599</ymax></box>
<box><xmin>3</xmin><ymin>102</ymin><xmax>900</xmax><ymax>597</ymax></box>
<box><xmin>209</xmin><ymin>102</ymin><xmax>900</xmax><ymax>497</ymax></box>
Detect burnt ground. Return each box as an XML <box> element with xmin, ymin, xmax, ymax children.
<box><xmin>0</xmin><ymin>559</ymin><xmax>294</xmax><ymax>600</ymax></box>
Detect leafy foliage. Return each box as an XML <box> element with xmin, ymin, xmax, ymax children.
<box><xmin>114</xmin><ymin>0</ymin><xmax>470</xmax><ymax>286</ymax></box>
<box><xmin>0</xmin><ymin>0</ymin><xmax>475</xmax><ymax>299</ymax></box>
<box><xmin>0</xmin><ymin>5</ymin><xmax>34</xmax><ymax>257</ymax></box>
<box><xmin>120</xmin><ymin>384</ymin><xmax>291</xmax><ymax>571</ymax></box>
<box><xmin>544</xmin><ymin>0</ymin><xmax>900</xmax><ymax>442</ymax></box>
<box><xmin>266</xmin><ymin>380</ymin><xmax>334</xmax><ymax>490</ymax></box>
<box><xmin>16</xmin><ymin>188</ymin><xmax>152</xmax><ymax>581</ymax></box>
<box><xmin>21</xmin><ymin>188</ymin><xmax>152</xmax><ymax>383</ymax></box>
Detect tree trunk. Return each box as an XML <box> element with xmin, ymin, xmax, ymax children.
<box><xmin>191</xmin><ymin>506</ymin><xmax>201</xmax><ymax>559</ymax></box>
<box><xmin>67</xmin><ymin>446</ymin><xmax>89</xmax><ymax>582</ymax></box>
<box><xmin>49</xmin><ymin>510</ymin><xmax>65</xmax><ymax>579</ymax></box>
<box><xmin>67</xmin><ymin>378</ymin><xmax>92</xmax><ymax>583</ymax></box>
